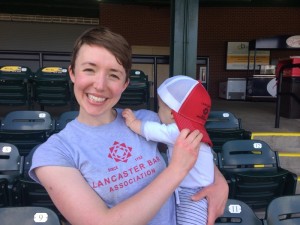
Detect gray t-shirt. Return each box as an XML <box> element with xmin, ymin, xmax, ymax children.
<box><xmin>29</xmin><ymin>108</ymin><xmax>176</xmax><ymax>225</ymax></box>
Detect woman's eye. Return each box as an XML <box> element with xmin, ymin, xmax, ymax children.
<box><xmin>83</xmin><ymin>68</ymin><xmax>94</xmax><ymax>74</ymax></box>
<box><xmin>109</xmin><ymin>73</ymin><xmax>120</xmax><ymax>79</ymax></box>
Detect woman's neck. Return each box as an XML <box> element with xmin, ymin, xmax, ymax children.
<box><xmin>77</xmin><ymin>109</ymin><xmax>117</xmax><ymax>126</ymax></box>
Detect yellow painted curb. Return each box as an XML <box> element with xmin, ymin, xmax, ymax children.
<box><xmin>251</xmin><ymin>132</ymin><xmax>300</xmax><ymax>139</ymax></box>
<box><xmin>278</xmin><ymin>152</ymin><xmax>300</xmax><ymax>157</ymax></box>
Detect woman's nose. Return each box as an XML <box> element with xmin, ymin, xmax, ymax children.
<box><xmin>93</xmin><ymin>73</ymin><xmax>106</xmax><ymax>90</ymax></box>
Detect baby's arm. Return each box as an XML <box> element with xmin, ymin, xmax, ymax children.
<box><xmin>122</xmin><ymin>108</ymin><xmax>143</xmax><ymax>136</ymax></box>
<box><xmin>123</xmin><ymin>109</ymin><xmax>175</xmax><ymax>145</ymax></box>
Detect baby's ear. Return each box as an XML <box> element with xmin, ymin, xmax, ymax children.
<box><xmin>170</xmin><ymin>110</ymin><xmax>175</xmax><ymax>119</ymax></box>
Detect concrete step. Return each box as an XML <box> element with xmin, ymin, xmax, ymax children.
<box><xmin>251</xmin><ymin>132</ymin><xmax>300</xmax><ymax>152</ymax></box>
<box><xmin>278</xmin><ymin>153</ymin><xmax>300</xmax><ymax>177</ymax></box>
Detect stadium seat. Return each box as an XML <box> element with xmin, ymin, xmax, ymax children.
<box><xmin>0</xmin><ymin>143</ymin><xmax>23</xmax><ymax>206</ymax></box>
<box><xmin>0</xmin><ymin>206</ymin><xmax>61</xmax><ymax>225</ymax></box>
<box><xmin>207</xmin><ymin>129</ymin><xmax>251</xmax><ymax>153</ymax></box>
<box><xmin>0</xmin><ymin>65</ymin><xmax>33</xmax><ymax>108</ymax></box>
<box><xmin>0</xmin><ymin>110</ymin><xmax>54</xmax><ymax>156</ymax></box>
<box><xmin>205</xmin><ymin>111</ymin><xmax>251</xmax><ymax>153</ymax></box>
<box><xmin>32</xmin><ymin>67</ymin><xmax>73</xmax><ymax>110</ymax></box>
<box><xmin>54</xmin><ymin>110</ymin><xmax>78</xmax><ymax>133</ymax></box>
<box><xmin>212</xmin><ymin>150</ymin><xmax>219</xmax><ymax>166</ymax></box>
<box><xmin>118</xmin><ymin>69</ymin><xmax>151</xmax><ymax>109</ymax></box>
<box><xmin>215</xmin><ymin>199</ymin><xmax>263</xmax><ymax>225</ymax></box>
<box><xmin>218</xmin><ymin>139</ymin><xmax>297</xmax><ymax>211</ymax></box>
<box><xmin>264</xmin><ymin>195</ymin><xmax>300</xmax><ymax>225</ymax></box>
<box><xmin>206</xmin><ymin>111</ymin><xmax>241</xmax><ymax>130</ymax></box>
<box><xmin>0</xmin><ymin>178</ymin><xmax>9</xmax><ymax>207</ymax></box>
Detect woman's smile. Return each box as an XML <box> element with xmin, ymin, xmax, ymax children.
<box><xmin>87</xmin><ymin>93</ymin><xmax>106</xmax><ymax>103</ymax></box>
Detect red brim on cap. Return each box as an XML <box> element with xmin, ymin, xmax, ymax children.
<box><xmin>173</xmin><ymin>111</ymin><xmax>213</xmax><ymax>147</ymax></box>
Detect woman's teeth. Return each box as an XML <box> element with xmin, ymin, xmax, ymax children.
<box><xmin>88</xmin><ymin>94</ymin><xmax>105</xmax><ymax>103</ymax></box>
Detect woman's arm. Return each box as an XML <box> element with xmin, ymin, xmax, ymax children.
<box><xmin>35</xmin><ymin>129</ymin><xmax>202</xmax><ymax>225</ymax></box>
<box><xmin>191</xmin><ymin>165</ymin><xmax>229</xmax><ymax>225</ymax></box>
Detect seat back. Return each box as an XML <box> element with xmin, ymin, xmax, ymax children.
<box><xmin>265</xmin><ymin>195</ymin><xmax>300</xmax><ymax>225</ymax></box>
<box><xmin>32</xmin><ymin>67</ymin><xmax>72</xmax><ymax>110</ymax></box>
<box><xmin>0</xmin><ymin>206</ymin><xmax>61</xmax><ymax>225</ymax></box>
<box><xmin>0</xmin><ymin>143</ymin><xmax>23</xmax><ymax>206</ymax></box>
<box><xmin>0</xmin><ymin>65</ymin><xmax>32</xmax><ymax>107</ymax></box>
<box><xmin>118</xmin><ymin>69</ymin><xmax>150</xmax><ymax>109</ymax></box>
<box><xmin>207</xmin><ymin>129</ymin><xmax>251</xmax><ymax>153</ymax></box>
<box><xmin>1</xmin><ymin>110</ymin><xmax>53</xmax><ymax>131</ymax></box>
<box><xmin>22</xmin><ymin>145</ymin><xmax>38</xmax><ymax>180</ymax></box>
<box><xmin>0</xmin><ymin>111</ymin><xmax>54</xmax><ymax>156</ymax></box>
<box><xmin>219</xmin><ymin>139</ymin><xmax>278</xmax><ymax>173</ymax></box>
<box><xmin>0</xmin><ymin>143</ymin><xmax>23</xmax><ymax>181</ymax></box>
<box><xmin>232</xmin><ymin>171</ymin><xmax>296</xmax><ymax>210</ymax></box>
<box><xmin>215</xmin><ymin>199</ymin><xmax>263</xmax><ymax>225</ymax></box>
<box><xmin>205</xmin><ymin>111</ymin><xmax>251</xmax><ymax>153</ymax></box>
<box><xmin>55</xmin><ymin>110</ymin><xmax>78</xmax><ymax>132</ymax></box>
<box><xmin>206</xmin><ymin>111</ymin><xmax>241</xmax><ymax>130</ymax></box>
<box><xmin>218</xmin><ymin>139</ymin><xmax>297</xmax><ymax>210</ymax></box>
<box><xmin>212</xmin><ymin>150</ymin><xmax>219</xmax><ymax>167</ymax></box>
<box><xmin>0</xmin><ymin>178</ymin><xmax>9</xmax><ymax>207</ymax></box>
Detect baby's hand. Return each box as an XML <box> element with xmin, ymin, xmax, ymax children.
<box><xmin>122</xmin><ymin>108</ymin><xmax>136</xmax><ymax>127</ymax></box>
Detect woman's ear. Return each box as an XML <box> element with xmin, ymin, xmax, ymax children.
<box><xmin>68</xmin><ymin>65</ymin><xmax>75</xmax><ymax>83</ymax></box>
<box><xmin>122</xmin><ymin>78</ymin><xmax>130</xmax><ymax>92</ymax></box>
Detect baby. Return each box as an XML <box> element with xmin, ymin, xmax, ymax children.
<box><xmin>122</xmin><ymin>75</ymin><xmax>215</xmax><ymax>225</ymax></box>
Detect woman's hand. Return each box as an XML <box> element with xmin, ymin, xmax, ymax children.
<box><xmin>168</xmin><ymin>129</ymin><xmax>203</xmax><ymax>176</ymax></box>
<box><xmin>191</xmin><ymin>166</ymin><xmax>229</xmax><ymax>225</ymax></box>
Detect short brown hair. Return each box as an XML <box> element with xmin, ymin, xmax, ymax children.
<box><xmin>70</xmin><ymin>26</ymin><xmax>132</xmax><ymax>81</ymax></box>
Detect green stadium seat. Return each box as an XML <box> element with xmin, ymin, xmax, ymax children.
<box><xmin>0</xmin><ymin>111</ymin><xmax>54</xmax><ymax>156</ymax></box>
<box><xmin>0</xmin><ymin>178</ymin><xmax>9</xmax><ymax>207</ymax></box>
<box><xmin>0</xmin><ymin>65</ymin><xmax>33</xmax><ymax>108</ymax></box>
<box><xmin>218</xmin><ymin>139</ymin><xmax>297</xmax><ymax>211</ymax></box>
<box><xmin>205</xmin><ymin>111</ymin><xmax>251</xmax><ymax>153</ymax></box>
<box><xmin>0</xmin><ymin>143</ymin><xmax>23</xmax><ymax>206</ymax></box>
<box><xmin>32</xmin><ymin>67</ymin><xmax>73</xmax><ymax>110</ymax></box>
<box><xmin>54</xmin><ymin>110</ymin><xmax>78</xmax><ymax>133</ymax></box>
<box><xmin>0</xmin><ymin>206</ymin><xmax>62</xmax><ymax>225</ymax></box>
<box><xmin>118</xmin><ymin>69</ymin><xmax>151</xmax><ymax>109</ymax></box>
<box><xmin>264</xmin><ymin>195</ymin><xmax>300</xmax><ymax>225</ymax></box>
<box><xmin>215</xmin><ymin>199</ymin><xmax>263</xmax><ymax>225</ymax></box>
<box><xmin>206</xmin><ymin>111</ymin><xmax>241</xmax><ymax>130</ymax></box>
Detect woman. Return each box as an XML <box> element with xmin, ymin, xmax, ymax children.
<box><xmin>29</xmin><ymin>26</ymin><xmax>228</xmax><ymax>225</ymax></box>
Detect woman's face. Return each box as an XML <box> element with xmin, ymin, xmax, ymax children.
<box><xmin>69</xmin><ymin>44</ymin><xmax>128</xmax><ymax>125</ymax></box>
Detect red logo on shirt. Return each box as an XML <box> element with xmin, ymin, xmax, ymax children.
<box><xmin>108</xmin><ymin>141</ymin><xmax>132</xmax><ymax>163</ymax></box>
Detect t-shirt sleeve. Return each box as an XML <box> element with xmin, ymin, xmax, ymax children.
<box><xmin>29</xmin><ymin>134</ymin><xmax>75</xmax><ymax>184</ymax></box>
